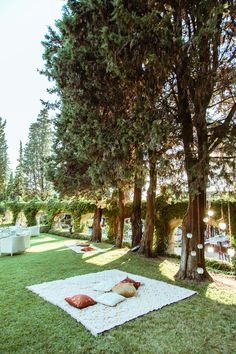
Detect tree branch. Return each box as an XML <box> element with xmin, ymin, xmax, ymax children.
<box><xmin>209</xmin><ymin>103</ymin><xmax>236</xmax><ymax>153</ymax></box>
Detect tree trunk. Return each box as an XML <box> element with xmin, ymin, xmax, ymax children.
<box><xmin>91</xmin><ymin>206</ymin><xmax>102</xmax><ymax>242</ymax></box>
<box><xmin>131</xmin><ymin>177</ymin><xmax>142</xmax><ymax>247</ymax></box>
<box><xmin>175</xmin><ymin>191</ymin><xmax>212</xmax><ymax>281</ymax></box>
<box><xmin>115</xmin><ymin>189</ymin><xmax>125</xmax><ymax>248</ymax></box>
<box><xmin>175</xmin><ymin>61</ymin><xmax>211</xmax><ymax>280</ymax></box>
<box><xmin>139</xmin><ymin>153</ymin><xmax>157</xmax><ymax>257</ymax></box>
<box><xmin>113</xmin><ymin>216</ymin><xmax>119</xmax><ymax>240</ymax></box>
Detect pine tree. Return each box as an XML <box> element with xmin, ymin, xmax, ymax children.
<box><xmin>12</xmin><ymin>141</ymin><xmax>26</xmax><ymax>199</ymax></box>
<box><xmin>0</xmin><ymin>117</ymin><xmax>8</xmax><ymax>200</ymax></box>
<box><xmin>5</xmin><ymin>172</ymin><xmax>14</xmax><ymax>200</ymax></box>
<box><xmin>24</xmin><ymin>108</ymin><xmax>53</xmax><ymax>199</ymax></box>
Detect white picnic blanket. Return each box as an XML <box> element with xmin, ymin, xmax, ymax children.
<box><xmin>27</xmin><ymin>269</ymin><xmax>197</xmax><ymax>336</ymax></box>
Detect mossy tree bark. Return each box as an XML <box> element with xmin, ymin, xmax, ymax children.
<box><xmin>91</xmin><ymin>206</ymin><xmax>102</xmax><ymax>242</ymax></box>
<box><xmin>115</xmin><ymin>189</ymin><xmax>125</xmax><ymax>248</ymax></box>
<box><xmin>176</xmin><ymin>192</ymin><xmax>212</xmax><ymax>281</ymax></box>
<box><xmin>139</xmin><ymin>152</ymin><xmax>157</xmax><ymax>257</ymax></box>
<box><xmin>131</xmin><ymin>176</ymin><xmax>142</xmax><ymax>247</ymax></box>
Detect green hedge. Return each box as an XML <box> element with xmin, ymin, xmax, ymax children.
<box><xmin>0</xmin><ymin>197</ymin><xmax>235</xmax><ymax>252</ymax></box>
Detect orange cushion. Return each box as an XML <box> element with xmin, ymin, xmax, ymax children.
<box><xmin>65</xmin><ymin>294</ymin><xmax>97</xmax><ymax>309</ymax></box>
<box><xmin>81</xmin><ymin>247</ymin><xmax>96</xmax><ymax>252</ymax></box>
<box><xmin>119</xmin><ymin>277</ymin><xmax>141</xmax><ymax>289</ymax></box>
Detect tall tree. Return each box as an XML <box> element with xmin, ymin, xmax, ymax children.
<box><xmin>0</xmin><ymin>117</ymin><xmax>8</xmax><ymax>200</ymax></box>
<box><xmin>12</xmin><ymin>141</ymin><xmax>26</xmax><ymax>199</ymax></box>
<box><xmin>98</xmin><ymin>0</ymin><xmax>176</xmax><ymax>255</ymax></box>
<box><xmin>5</xmin><ymin>171</ymin><xmax>14</xmax><ymax>200</ymax></box>
<box><xmin>162</xmin><ymin>0</ymin><xmax>236</xmax><ymax>280</ymax></box>
<box><xmin>24</xmin><ymin>108</ymin><xmax>53</xmax><ymax>199</ymax></box>
<box><xmin>42</xmin><ymin>1</ymin><xmax>140</xmax><ymax>245</ymax></box>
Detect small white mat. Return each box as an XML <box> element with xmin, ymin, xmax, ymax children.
<box><xmin>27</xmin><ymin>269</ymin><xmax>197</xmax><ymax>336</ymax></box>
<box><xmin>66</xmin><ymin>243</ymin><xmax>105</xmax><ymax>254</ymax></box>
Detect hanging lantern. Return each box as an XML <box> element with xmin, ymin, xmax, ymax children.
<box><xmin>207</xmin><ymin>209</ymin><xmax>214</xmax><ymax>217</ymax></box>
<box><xmin>191</xmin><ymin>251</ymin><xmax>196</xmax><ymax>256</ymax></box>
<box><xmin>187</xmin><ymin>233</ymin><xmax>192</xmax><ymax>239</ymax></box>
<box><xmin>228</xmin><ymin>248</ymin><xmax>235</xmax><ymax>257</ymax></box>
<box><xmin>207</xmin><ymin>246</ymin><xmax>214</xmax><ymax>253</ymax></box>
<box><xmin>196</xmin><ymin>267</ymin><xmax>204</xmax><ymax>274</ymax></box>
<box><xmin>197</xmin><ymin>244</ymin><xmax>203</xmax><ymax>249</ymax></box>
<box><xmin>219</xmin><ymin>221</ymin><xmax>227</xmax><ymax>230</ymax></box>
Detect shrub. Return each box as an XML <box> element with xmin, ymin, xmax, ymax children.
<box><xmin>231</xmin><ymin>256</ymin><xmax>236</xmax><ymax>276</ymax></box>
<box><xmin>48</xmin><ymin>229</ymin><xmax>90</xmax><ymax>240</ymax></box>
<box><xmin>40</xmin><ymin>225</ymin><xmax>51</xmax><ymax>233</ymax></box>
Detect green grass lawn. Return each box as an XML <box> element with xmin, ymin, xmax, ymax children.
<box><xmin>0</xmin><ymin>234</ymin><xmax>235</xmax><ymax>354</ymax></box>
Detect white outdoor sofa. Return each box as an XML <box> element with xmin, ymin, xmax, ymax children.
<box><xmin>0</xmin><ymin>234</ymin><xmax>31</xmax><ymax>256</ymax></box>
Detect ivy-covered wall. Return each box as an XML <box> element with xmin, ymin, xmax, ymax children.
<box><xmin>0</xmin><ymin>198</ymin><xmax>235</xmax><ymax>249</ymax></box>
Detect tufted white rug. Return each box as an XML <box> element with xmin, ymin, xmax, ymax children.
<box><xmin>27</xmin><ymin>269</ymin><xmax>197</xmax><ymax>336</ymax></box>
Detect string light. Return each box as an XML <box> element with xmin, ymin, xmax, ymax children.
<box><xmin>197</xmin><ymin>244</ymin><xmax>203</xmax><ymax>249</ymax></box>
<box><xmin>207</xmin><ymin>209</ymin><xmax>214</xmax><ymax>217</ymax></box>
<box><xmin>191</xmin><ymin>251</ymin><xmax>196</xmax><ymax>256</ymax></box>
<box><xmin>219</xmin><ymin>221</ymin><xmax>227</xmax><ymax>230</ymax></box>
<box><xmin>207</xmin><ymin>246</ymin><xmax>214</xmax><ymax>253</ymax></box>
<box><xmin>228</xmin><ymin>248</ymin><xmax>235</xmax><ymax>257</ymax></box>
<box><xmin>187</xmin><ymin>233</ymin><xmax>192</xmax><ymax>239</ymax></box>
<box><xmin>196</xmin><ymin>267</ymin><xmax>204</xmax><ymax>274</ymax></box>
<box><xmin>203</xmin><ymin>217</ymin><xmax>209</xmax><ymax>223</ymax></box>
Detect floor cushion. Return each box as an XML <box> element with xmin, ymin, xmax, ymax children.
<box><xmin>65</xmin><ymin>294</ymin><xmax>97</xmax><ymax>309</ymax></box>
<box><xmin>81</xmin><ymin>247</ymin><xmax>97</xmax><ymax>252</ymax></box>
<box><xmin>112</xmin><ymin>283</ymin><xmax>137</xmax><ymax>298</ymax></box>
<box><xmin>119</xmin><ymin>277</ymin><xmax>142</xmax><ymax>289</ymax></box>
<box><xmin>96</xmin><ymin>292</ymin><xmax>125</xmax><ymax>307</ymax></box>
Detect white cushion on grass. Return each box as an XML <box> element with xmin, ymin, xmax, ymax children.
<box><xmin>93</xmin><ymin>279</ymin><xmax>122</xmax><ymax>292</ymax></box>
<box><xmin>96</xmin><ymin>292</ymin><xmax>125</xmax><ymax>307</ymax></box>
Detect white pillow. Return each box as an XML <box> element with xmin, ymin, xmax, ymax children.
<box><xmin>96</xmin><ymin>293</ymin><xmax>125</xmax><ymax>307</ymax></box>
<box><xmin>93</xmin><ymin>279</ymin><xmax>121</xmax><ymax>292</ymax></box>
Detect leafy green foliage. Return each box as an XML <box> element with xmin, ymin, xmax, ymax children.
<box><xmin>0</xmin><ymin>117</ymin><xmax>8</xmax><ymax>200</ymax></box>
<box><xmin>23</xmin><ymin>108</ymin><xmax>53</xmax><ymax>200</ymax></box>
<box><xmin>12</xmin><ymin>141</ymin><xmax>26</xmax><ymax>199</ymax></box>
<box><xmin>23</xmin><ymin>199</ymin><xmax>45</xmax><ymax>226</ymax></box>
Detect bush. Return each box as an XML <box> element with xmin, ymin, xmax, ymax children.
<box><xmin>231</xmin><ymin>256</ymin><xmax>236</xmax><ymax>276</ymax></box>
<box><xmin>48</xmin><ymin>229</ymin><xmax>91</xmax><ymax>240</ymax></box>
<box><xmin>165</xmin><ymin>253</ymin><xmax>233</xmax><ymax>274</ymax></box>
<box><xmin>205</xmin><ymin>258</ymin><xmax>233</xmax><ymax>273</ymax></box>
<box><xmin>40</xmin><ymin>225</ymin><xmax>51</xmax><ymax>233</ymax></box>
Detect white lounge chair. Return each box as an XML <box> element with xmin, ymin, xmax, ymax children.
<box><xmin>0</xmin><ymin>234</ymin><xmax>30</xmax><ymax>256</ymax></box>
<box><xmin>28</xmin><ymin>225</ymin><xmax>40</xmax><ymax>236</ymax></box>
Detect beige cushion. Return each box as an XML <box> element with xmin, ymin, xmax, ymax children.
<box><xmin>112</xmin><ymin>283</ymin><xmax>137</xmax><ymax>298</ymax></box>
<box><xmin>96</xmin><ymin>292</ymin><xmax>125</xmax><ymax>306</ymax></box>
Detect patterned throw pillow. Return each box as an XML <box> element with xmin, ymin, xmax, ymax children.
<box><xmin>119</xmin><ymin>277</ymin><xmax>142</xmax><ymax>289</ymax></box>
<box><xmin>96</xmin><ymin>292</ymin><xmax>125</xmax><ymax>306</ymax></box>
<box><xmin>81</xmin><ymin>247</ymin><xmax>97</xmax><ymax>252</ymax></box>
<box><xmin>112</xmin><ymin>283</ymin><xmax>137</xmax><ymax>298</ymax></box>
<box><xmin>65</xmin><ymin>294</ymin><xmax>97</xmax><ymax>309</ymax></box>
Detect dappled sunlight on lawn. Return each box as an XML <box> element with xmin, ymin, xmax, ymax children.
<box><xmin>205</xmin><ymin>283</ymin><xmax>236</xmax><ymax>305</ymax></box>
<box><xmin>158</xmin><ymin>259</ymin><xmax>179</xmax><ymax>281</ymax></box>
<box><xmin>28</xmin><ymin>240</ymin><xmax>68</xmax><ymax>253</ymax></box>
<box><xmin>30</xmin><ymin>236</ymin><xmax>58</xmax><ymax>244</ymax></box>
<box><xmin>84</xmin><ymin>247</ymin><xmax>129</xmax><ymax>266</ymax></box>
<box><xmin>80</xmin><ymin>247</ymin><xmax>113</xmax><ymax>259</ymax></box>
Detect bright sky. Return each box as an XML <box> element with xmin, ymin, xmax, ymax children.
<box><xmin>0</xmin><ymin>0</ymin><xmax>64</xmax><ymax>170</ymax></box>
